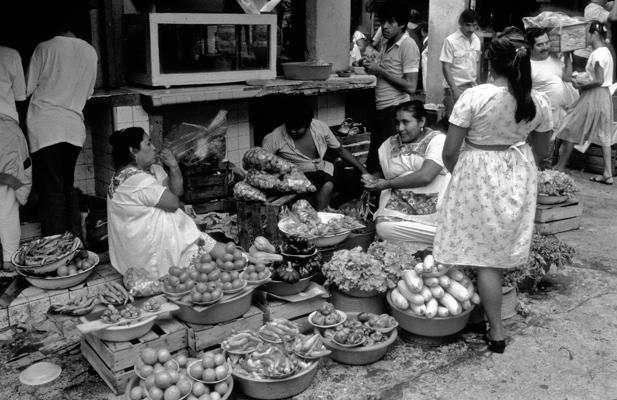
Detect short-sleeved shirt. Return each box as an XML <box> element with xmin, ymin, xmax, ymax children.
<box><xmin>262</xmin><ymin>119</ymin><xmax>341</xmax><ymax>174</ymax></box>
<box><xmin>449</xmin><ymin>84</ymin><xmax>553</xmax><ymax>146</ymax></box>
<box><xmin>584</xmin><ymin>3</ymin><xmax>610</xmax><ymax>22</ymax></box>
<box><xmin>440</xmin><ymin>30</ymin><xmax>481</xmax><ymax>87</ymax></box>
<box><xmin>531</xmin><ymin>56</ymin><xmax>566</xmax><ymax>109</ymax></box>
<box><xmin>587</xmin><ymin>46</ymin><xmax>614</xmax><ymax>87</ymax></box>
<box><xmin>26</xmin><ymin>36</ymin><xmax>97</xmax><ymax>152</ymax></box>
<box><xmin>375</xmin><ymin>33</ymin><xmax>420</xmax><ymax>110</ymax></box>
<box><xmin>0</xmin><ymin>47</ymin><xmax>26</xmax><ymax>122</ymax></box>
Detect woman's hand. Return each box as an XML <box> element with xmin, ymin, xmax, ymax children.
<box><xmin>363</xmin><ymin>60</ymin><xmax>382</xmax><ymax>76</ymax></box>
<box><xmin>159</xmin><ymin>149</ymin><xmax>179</xmax><ymax>169</ymax></box>
<box><xmin>361</xmin><ymin>173</ymin><xmax>376</xmax><ymax>185</ymax></box>
<box><xmin>364</xmin><ymin>178</ymin><xmax>389</xmax><ymax>191</ymax></box>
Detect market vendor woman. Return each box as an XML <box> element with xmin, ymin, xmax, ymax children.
<box><xmin>107</xmin><ymin>127</ymin><xmax>227</xmax><ymax>278</ymax></box>
<box><xmin>262</xmin><ymin>99</ymin><xmax>371</xmax><ymax>210</ymax></box>
<box><xmin>364</xmin><ymin>100</ymin><xmax>450</xmax><ymax>244</ymax></box>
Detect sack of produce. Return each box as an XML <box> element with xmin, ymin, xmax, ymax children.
<box><xmin>164</xmin><ymin>110</ymin><xmax>227</xmax><ymax>166</ymax></box>
<box><xmin>245</xmin><ymin>169</ymin><xmax>280</xmax><ymax>190</ymax></box>
<box><xmin>278</xmin><ymin>170</ymin><xmax>316</xmax><ymax>193</ymax></box>
<box><xmin>242</xmin><ymin>147</ymin><xmax>296</xmax><ymax>174</ymax></box>
<box><xmin>233</xmin><ymin>181</ymin><xmax>267</xmax><ymax>202</ymax></box>
<box><xmin>291</xmin><ymin>199</ymin><xmax>319</xmax><ymax>223</ymax></box>
<box><xmin>123</xmin><ymin>267</ymin><xmax>163</xmax><ymax>297</ymax></box>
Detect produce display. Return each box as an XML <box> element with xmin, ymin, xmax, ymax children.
<box><xmin>258</xmin><ymin>319</ymin><xmax>300</xmax><ymax>343</ymax></box>
<box><xmin>292</xmin><ymin>334</ymin><xmax>331</xmax><ymax>359</ymax></box>
<box><xmin>248</xmin><ymin>236</ymin><xmax>283</xmax><ymax>264</ymax></box>
<box><xmin>221</xmin><ymin>330</ymin><xmax>263</xmax><ymax>354</ymax></box>
<box><xmin>279</xmin><ymin>200</ymin><xmax>363</xmax><ymax>238</ymax></box>
<box><xmin>241</xmin><ymin>262</ymin><xmax>271</xmax><ymax>283</ymax></box>
<box><xmin>100</xmin><ymin>305</ymin><xmax>122</xmax><ymax>324</ymax></box>
<box><xmin>57</xmin><ymin>249</ymin><xmax>93</xmax><ymax>277</ymax></box>
<box><xmin>233</xmin><ymin>181</ymin><xmax>267</xmax><ymax>202</ymax></box>
<box><xmin>537</xmin><ymin>170</ymin><xmax>578</xmax><ymax>198</ymax></box>
<box><xmin>15</xmin><ymin>232</ymin><xmax>78</xmax><ymax>266</ymax></box>
<box><xmin>162</xmin><ymin>267</ymin><xmax>194</xmax><ymax>295</ymax></box>
<box><xmin>235</xmin><ymin>342</ymin><xmax>302</xmax><ymax>379</ymax></box>
<box><xmin>322</xmin><ymin>313</ymin><xmax>391</xmax><ymax>347</ymax></box>
<box><xmin>390</xmin><ymin>254</ymin><xmax>480</xmax><ymax>318</ymax></box>
<box><xmin>119</xmin><ymin>304</ymin><xmax>141</xmax><ymax>319</ymax></box>
<box><xmin>98</xmin><ymin>281</ymin><xmax>134</xmax><ymax>306</ymax></box>
<box><xmin>188</xmin><ymin>350</ymin><xmax>230</xmax><ymax>383</ymax></box>
<box><xmin>279</xmin><ymin>234</ymin><xmax>316</xmax><ymax>256</ymax></box>
<box><xmin>242</xmin><ymin>147</ymin><xmax>296</xmax><ymax>174</ymax></box>
<box><xmin>50</xmin><ymin>294</ymin><xmax>97</xmax><ymax>316</ymax></box>
<box><xmin>362</xmin><ymin>313</ymin><xmax>398</xmax><ymax>332</ymax></box>
<box><xmin>322</xmin><ymin>247</ymin><xmax>389</xmax><ymax>293</ymax></box>
<box><xmin>143</xmin><ymin>297</ymin><xmax>163</xmax><ymax>313</ymax></box>
<box><xmin>309</xmin><ymin>302</ymin><xmax>344</xmax><ymax>327</ymax></box>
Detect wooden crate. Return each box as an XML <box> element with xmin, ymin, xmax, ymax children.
<box><xmin>184</xmin><ymin>306</ymin><xmax>264</xmax><ymax>356</ymax></box>
<box><xmin>548</xmin><ymin>22</ymin><xmax>588</xmax><ymax>52</ymax></box>
<box><xmin>253</xmin><ymin>291</ymin><xmax>326</xmax><ymax>333</ymax></box>
<box><xmin>80</xmin><ymin>317</ymin><xmax>188</xmax><ymax>394</ymax></box>
<box><xmin>336</xmin><ymin>132</ymin><xmax>371</xmax><ymax>166</ymax></box>
<box><xmin>182</xmin><ymin>162</ymin><xmax>233</xmax><ymax>204</ymax></box>
<box><xmin>236</xmin><ymin>194</ymin><xmax>296</xmax><ymax>249</ymax></box>
<box><xmin>567</xmin><ymin>144</ymin><xmax>617</xmax><ymax>176</ymax></box>
<box><xmin>535</xmin><ymin>198</ymin><xmax>582</xmax><ymax>235</ymax></box>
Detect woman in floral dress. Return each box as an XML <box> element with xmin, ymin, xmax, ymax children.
<box><xmin>433</xmin><ymin>30</ymin><xmax>553</xmax><ymax>353</ymax></box>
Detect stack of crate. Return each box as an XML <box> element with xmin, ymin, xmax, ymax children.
<box><xmin>535</xmin><ymin>198</ymin><xmax>582</xmax><ymax>235</ymax></box>
<box><xmin>236</xmin><ymin>194</ymin><xmax>296</xmax><ymax>249</ymax></box>
<box><xmin>181</xmin><ymin>161</ymin><xmax>234</xmax><ymax>208</ymax></box>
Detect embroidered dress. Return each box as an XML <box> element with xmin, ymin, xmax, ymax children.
<box><xmin>107</xmin><ymin>164</ymin><xmax>215</xmax><ymax>278</ymax></box>
<box><xmin>433</xmin><ymin>85</ymin><xmax>552</xmax><ymax>268</ymax></box>
<box><xmin>373</xmin><ymin>130</ymin><xmax>451</xmax><ymax>243</ymax></box>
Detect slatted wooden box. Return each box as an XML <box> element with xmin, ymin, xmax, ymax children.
<box><xmin>535</xmin><ymin>198</ymin><xmax>582</xmax><ymax>235</ymax></box>
<box><xmin>80</xmin><ymin>317</ymin><xmax>188</xmax><ymax>394</ymax></box>
<box><xmin>236</xmin><ymin>194</ymin><xmax>296</xmax><ymax>249</ymax></box>
<box><xmin>253</xmin><ymin>291</ymin><xmax>326</xmax><ymax>333</ymax></box>
<box><xmin>181</xmin><ymin>161</ymin><xmax>234</xmax><ymax>204</ymax></box>
<box><xmin>567</xmin><ymin>144</ymin><xmax>617</xmax><ymax>176</ymax></box>
<box><xmin>183</xmin><ymin>306</ymin><xmax>263</xmax><ymax>356</ymax></box>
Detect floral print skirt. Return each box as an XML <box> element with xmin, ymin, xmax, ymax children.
<box><xmin>433</xmin><ymin>144</ymin><xmax>537</xmax><ymax>268</ymax></box>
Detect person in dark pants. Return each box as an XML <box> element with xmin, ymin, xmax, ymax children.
<box><xmin>363</xmin><ymin>1</ymin><xmax>419</xmax><ymax>173</ymax></box>
<box><xmin>26</xmin><ymin>16</ymin><xmax>97</xmax><ymax>237</ymax></box>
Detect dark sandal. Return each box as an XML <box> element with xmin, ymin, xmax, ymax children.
<box><xmin>483</xmin><ymin>331</ymin><xmax>506</xmax><ymax>354</ymax></box>
<box><xmin>590</xmin><ymin>175</ymin><xmax>614</xmax><ymax>185</ymax></box>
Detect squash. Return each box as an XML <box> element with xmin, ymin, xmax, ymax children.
<box><xmin>447</xmin><ymin>269</ymin><xmax>465</xmax><ymax>282</ymax></box>
<box><xmin>429</xmin><ymin>285</ymin><xmax>445</xmax><ymax>299</ymax></box>
<box><xmin>391</xmin><ymin>289</ymin><xmax>409</xmax><ymax>310</ymax></box>
<box><xmin>438</xmin><ymin>275</ymin><xmax>451</xmax><ymax>288</ymax></box>
<box><xmin>403</xmin><ymin>270</ymin><xmax>423</xmax><ymax>292</ymax></box>
<box><xmin>253</xmin><ymin>236</ymin><xmax>277</xmax><ymax>253</ymax></box>
<box><xmin>397</xmin><ymin>281</ymin><xmax>425</xmax><ymax>305</ymax></box>
<box><xmin>437</xmin><ymin>306</ymin><xmax>450</xmax><ymax>318</ymax></box>
<box><xmin>470</xmin><ymin>292</ymin><xmax>481</xmax><ymax>305</ymax></box>
<box><xmin>439</xmin><ymin>293</ymin><xmax>462</xmax><ymax>315</ymax></box>
<box><xmin>409</xmin><ymin>303</ymin><xmax>426</xmax><ymax>316</ymax></box>
<box><xmin>413</xmin><ymin>262</ymin><xmax>424</xmax><ymax>274</ymax></box>
<box><xmin>423</xmin><ymin>277</ymin><xmax>440</xmax><ymax>288</ymax></box>
<box><xmin>419</xmin><ymin>286</ymin><xmax>433</xmax><ymax>303</ymax></box>
<box><xmin>446</xmin><ymin>281</ymin><xmax>472</xmax><ymax>302</ymax></box>
<box><xmin>425</xmin><ymin>298</ymin><xmax>438</xmax><ymax>319</ymax></box>
<box><xmin>461</xmin><ymin>300</ymin><xmax>473</xmax><ymax>310</ymax></box>
<box><xmin>423</xmin><ymin>254</ymin><xmax>435</xmax><ymax>270</ymax></box>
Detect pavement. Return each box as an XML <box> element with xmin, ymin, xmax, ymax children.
<box><xmin>0</xmin><ymin>170</ymin><xmax>615</xmax><ymax>400</ymax></box>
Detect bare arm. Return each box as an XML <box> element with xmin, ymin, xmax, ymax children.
<box><xmin>576</xmin><ymin>62</ymin><xmax>605</xmax><ymax>90</ymax></box>
<box><xmin>442</xmin><ymin>62</ymin><xmax>461</xmax><ymax>98</ymax></box>
<box><xmin>365</xmin><ymin>160</ymin><xmax>442</xmax><ymax>191</ymax></box>
<box><xmin>155</xmin><ymin>188</ymin><xmax>181</xmax><ymax>212</ymax></box>
<box><xmin>159</xmin><ymin>149</ymin><xmax>184</xmax><ymax>197</ymax></box>
<box><xmin>442</xmin><ymin>124</ymin><xmax>468</xmax><ymax>173</ymax></box>
<box><xmin>562</xmin><ymin>53</ymin><xmax>572</xmax><ymax>82</ymax></box>
<box><xmin>334</xmin><ymin>146</ymin><xmax>369</xmax><ymax>175</ymax></box>
<box><xmin>529</xmin><ymin>130</ymin><xmax>551</xmax><ymax>165</ymax></box>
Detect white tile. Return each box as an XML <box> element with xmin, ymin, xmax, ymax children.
<box><xmin>238</xmin><ymin>122</ymin><xmax>250</xmax><ymax>138</ymax></box>
<box><xmin>132</xmin><ymin>106</ymin><xmax>149</xmax><ymax>122</ymax></box>
<box><xmin>239</xmin><ymin>133</ymin><xmax>251</xmax><ymax>149</ymax></box>
<box><xmin>113</xmin><ymin>106</ymin><xmax>133</xmax><ymax>125</ymax></box>
<box><xmin>226</xmin><ymin>135</ymin><xmax>239</xmax><ymax>152</ymax></box>
<box><xmin>116</xmin><ymin>122</ymin><xmax>134</xmax><ymax>131</ymax></box>
<box><xmin>135</xmin><ymin>120</ymin><xmax>150</xmax><ymax>133</ymax></box>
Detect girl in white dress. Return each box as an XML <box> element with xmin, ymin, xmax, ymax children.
<box><xmin>433</xmin><ymin>29</ymin><xmax>553</xmax><ymax>353</ymax></box>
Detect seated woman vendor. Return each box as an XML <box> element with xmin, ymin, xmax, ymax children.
<box><xmin>107</xmin><ymin>127</ymin><xmax>228</xmax><ymax>278</ymax></box>
<box><xmin>363</xmin><ymin>100</ymin><xmax>451</xmax><ymax>244</ymax></box>
<box><xmin>262</xmin><ymin>99</ymin><xmax>371</xmax><ymax>210</ymax></box>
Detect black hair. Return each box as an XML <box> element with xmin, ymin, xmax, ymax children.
<box><xmin>459</xmin><ymin>9</ymin><xmax>479</xmax><ymax>25</ymax></box>
<box><xmin>525</xmin><ymin>27</ymin><xmax>548</xmax><ymax>46</ymax></box>
<box><xmin>418</xmin><ymin>22</ymin><xmax>428</xmax><ymax>34</ymax></box>
<box><xmin>589</xmin><ymin>20</ymin><xmax>608</xmax><ymax>40</ymax></box>
<box><xmin>487</xmin><ymin>30</ymin><xmax>536</xmax><ymax>123</ymax></box>
<box><xmin>408</xmin><ymin>9</ymin><xmax>422</xmax><ymax>25</ymax></box>
<box><xmin>284</xmin><ymin>98</ymin><xmax>314</xmax><ymax>131</ymax></box>
<box><xmin>377</xmin><ymin>0</ymin><xmax>411</xmax><ymax>27</ymax></box>
<box><xmin>395</xmin><ymin>100</ymin><xmax>428</xmax><ymax>122</ymax></box>
<box><xmin>109</xmin><ymin>127</ymin><xmax>147</xmax><ymax>169</ymax></box>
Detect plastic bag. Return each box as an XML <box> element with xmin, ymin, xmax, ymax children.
<box><xmin>233</xmin><ymin>181</ymin><xmax>267</xmax><ymax>202</ymax></box>
<box><xmin>246</xmin><ymin>169</ymin><xmax>280</xmax><ymax>190</ymax></box>
<box><xmin>236</xmin><ymin>0</ymin><xmax>281</xmax><ymax>14</ymax></box>
<box><xmin>123</xmin><ymin>267</ymin><xmax>163</xmax><ymax>297</ymax></box>
<box><xmin>522</xmin><ymin>12</ymin><xmax>584</xmax><ymax>29</ymax></box>
<box><xmin>278</xmin><ymin>170</ymin><xmax>316</xmax><ymax>193</ymax></box>
<box><xmin>164</xmin><ymin>110</ymin><xmax>228</xmax><ymax>166</ymax></box>
<box><xmin>242</xmin><ymin>147</ymin><xmax>296</xmax><ymax>174</ymax></box>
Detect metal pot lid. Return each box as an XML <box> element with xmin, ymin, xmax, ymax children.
<box><xmin>19</xmin><ymin>361</ymin><xmax>62</xmax><ymax>386</ymax></box>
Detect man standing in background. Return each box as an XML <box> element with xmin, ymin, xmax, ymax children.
<box><xmin>0</xmin><ymin>45</ymin><xmax>31</xmax><ymax>271</ymax></box>
<box><xmin>364</xmin><ymin>0</ymin><xmax>420</xmax><ymax>173</ymax></box>
<box><xmin>26</xmin><ymin>15</ymin><xmax>97</xmax><ymax>238</ymax></box>
<box><xmin>440</xmin><ymin>10</ymin><xmax>481</xmax><ymax>117</ymax></box>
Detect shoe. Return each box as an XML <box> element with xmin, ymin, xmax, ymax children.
<box><xmin>483</xmin><ymin>331</ymin><xmax>506</xmax><ymax>354</ymax></box>
<box><xmin>590</xmin><ymin>175</ymin><xmax>614</xmax><ymax>185</ymax></box>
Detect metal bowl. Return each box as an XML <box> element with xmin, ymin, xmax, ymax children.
<box><xmin>173</xmin><ymin>286</ymin><xmax>254</xmax><ymax>324</ymax></box>
<box><xmin>82</xmin><ymin>314</ymin><xmax>157</xmax><ymax>343</ymax></box>
<box><xmin>12</xmin><ymin>235</ymin><xmax>82</xmax><ymax>275</ymax></box>
<box><xmin>263</xmin><ymin>274</ymin><xmax>315</xmax><ymax>297</ymax></box>
<box><xmin>387</xmin><ymin>292</ymin><xmax>473</xmax><ymax>337</ymax></box>
<box><xmin>232</xmin><ymin>360</ymin><xmax>319</xmax><ymax>399</ymax></box>
<box><xmin>15</xmin><ymin>251</ymin><xmax>99</xmax><ymax>290</ymax></box>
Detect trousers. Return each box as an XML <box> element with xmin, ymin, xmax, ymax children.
<box><xmin>375</xmin><ymin>220</ymin><xmax>435</xmax><ymax>245</ymax></box>
<box><xmin>32</xmin><ymin>143</ymin><xmax>82</xmax><ymax>237</ymax></box>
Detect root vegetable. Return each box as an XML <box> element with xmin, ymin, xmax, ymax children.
<box><xmin>403</xmin><ymin>270</ymin><xmax>423</xmax><ymax>293</ymax></box>
<box><xmin>425</xmin><ymin>298</ymin><xmax>438</xmax><ymax>319</ymax></box>
<box><xmin>391</xmin><ymin>289</ymin><xmax>409</xmax><ymax>310</ymax></box>
<box><xmin>439</xmin><ymin>293</ymin><xmax>462</xmax><ymax>315</ymax></box>
<box><xmin>446</xmin><ymin>281</ymin><xmax>472</xmax><ymax>302</ymax></box>
<box><xmin>397</xmin><ymin>281</ymin><xmax>425</xmax><ymax>305</ymax></box>
<box><xmin>429</xmin><ymin>285</ymin><xmax>445</xmax><ymax>299</ymax></box>
<box><xmin>437</xmin><ymin>306</ymin><xmax>450</xmax><ymax>317</ymax></box>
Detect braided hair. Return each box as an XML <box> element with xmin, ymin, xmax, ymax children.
<box><xmin>486</xmin><ymin>28</ymin><xmax>536</xmax><ymax>123</ymax></box>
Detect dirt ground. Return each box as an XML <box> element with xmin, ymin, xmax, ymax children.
<box><xmin>0</xmin><ymin>170</ymin><xmax>615</xmax><ymax>400</ymax></box>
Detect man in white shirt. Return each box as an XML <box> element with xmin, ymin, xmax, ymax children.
<box><xmin>364</xmin><ymin>1</ymin><xmax>420</xmax><ymax>173</ymax></box>
<box><xmin>0</xmin><ymin>46</ymin><xmax>31</xmax><ymax>270</ymax></box>
<box><xmin>440</xmin><ymin>9</ymin><xmax>482</xmax><ymax>117</ymax></box>
<box><xmin>27</xmin><ymin>19</ymin><xmax>97</xmax><ymax>237</ymax></box>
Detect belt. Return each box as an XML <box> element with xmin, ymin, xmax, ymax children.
<box><xmin>465</xmin><ymin>139</ymin><xmax>530</xmax><ymax>163</ymax></box>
